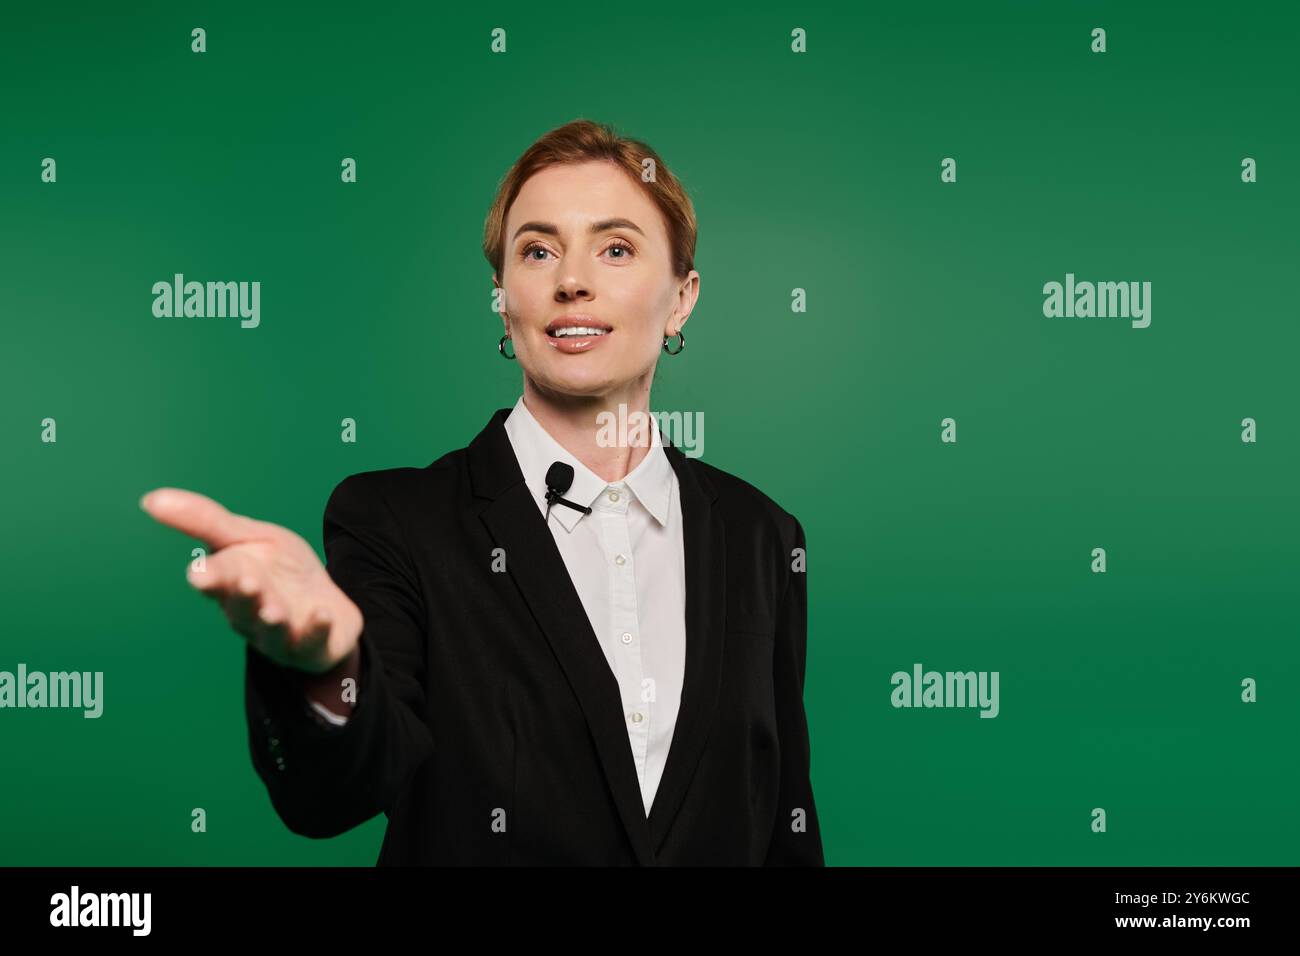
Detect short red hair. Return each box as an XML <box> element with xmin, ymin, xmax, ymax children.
<box><xmin>483</xmin><ymin>118</ymin><xmax>698</xmax><ymax>280</ymax></box>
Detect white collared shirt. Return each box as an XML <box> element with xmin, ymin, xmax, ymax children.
<box><xmin>307</xmin><ymin>397</ymin><xmax>688</xmax><ymax>818</ymax></box>
<box><xmin>503</xmin><ymin>394</ymin><xmax>686</xmax><ymax>818</ymax></box>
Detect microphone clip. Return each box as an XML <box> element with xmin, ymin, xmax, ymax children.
<box><xmin>544</xmin><ymin>461</ymin><xmax>593</xmax><ymax>519</ymax></box>
<box><xmin>545</xmin><ymin>487</ymin><xmax>593</xmax><ymax>517</ymax></box>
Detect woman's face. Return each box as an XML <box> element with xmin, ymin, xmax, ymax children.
<box><xmin>495</xmin><ymin>160</ymin><xmax>698</xmax><ymax>400</ymax></box>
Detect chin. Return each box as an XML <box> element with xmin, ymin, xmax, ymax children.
<box><xmin>536</xmin><ymin>367</ymin><xmax>620</xmax><ymax>399</ymax></box>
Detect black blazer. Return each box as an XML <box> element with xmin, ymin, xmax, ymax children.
<box><xmin>244</xmin><ymin>406</ymin><xmax>824</xmax><ymax>865</ymax></box>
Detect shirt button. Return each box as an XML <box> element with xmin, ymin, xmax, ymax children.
<box><xmin>615</xmin><ymin>554</ymin><xmax>626</xmax><ymax>566</ymax></box>
<box><xmin>608</xmin><ymin>491</ymin><xmax>620</xmax><ymax>502</ymax></box>
<box><xmin>629</xmin><ymin>712</ymin><xmax>644</xmax><ymax>724</ymax></box>
<box><xmin>620</xmin><ymin>631</ymin><xmax>633</xmax><ymax>644</ymax></box>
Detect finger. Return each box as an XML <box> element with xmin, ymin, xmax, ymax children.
<box><xmin>279</xmin><ymin>604</ymin><xmax>332</xmax><ymax>649</ymax></box>
<box><xmin>219</xmin><ymin>577</ymin><xmax>293</xmax><ymax>651</ymax></box>
<box><xmin>257</xmin><ymin>595</ymin><xmax>288</xmax><ymax>627</ymax></box>
<box><xmin>220</xmin><ymin>587</ymin><xmax>259</xmax><ymax>633</ymax></box>
<box><xmin>186</xmin><ymin>549</ymin><xmax>259</xmax><ymax>597</ymax></box>
<box><xmin>141</xmin><ymin>487</ymin><xmax>274</xmax><ymax>551</ymax></box>
<box><xmin>288</xmin><ymin>607</ymin><xmax>335</xmax><ymax>662</ymax></box>
<box><xmin>212</xmin><ymin>563</ymin><xmax>263</xmax><ymax>616</ymax></box>
<box><xmin>241</xmin><ymin>599</ymin><xmax>331</xmax><ymax>666</ymax></box>
<box><xmin>188</xmin><ymin>553</ymin><xmax>281</xmax><ymax>635</ymax></box>
<box><xmin>215</xmin><ymin>565</ymin><xmax>315</xmax><ymax>644</ymax></box>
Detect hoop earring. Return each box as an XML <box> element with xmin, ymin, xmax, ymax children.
<box><xmin>498</xmin><ymin>334</ymin><xmax>516</xmax><ymax>360</ymax></box>
<box><xmin>663</xmin><ymin>330</ymin><xmax>685</xmax><ymax>355</ymax></box>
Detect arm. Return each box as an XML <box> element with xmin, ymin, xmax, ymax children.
<box><xmin>763</xmin><ymin>515</ymin><xmax>825</xmax><ymax>865</ymax></box>
<box><xmin>244</xmin><ymin>473</ymin><xmax>436</xmax><ymax>837</ymax></box>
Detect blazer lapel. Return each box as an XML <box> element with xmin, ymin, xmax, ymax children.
<box><xmin>466</xmin><ymin>407</ymin><xmax>725</xmax><ymax>865</ymax></box>
<box><xmin>646</xmin><ymin>439</ymin><xmax>724</xmax><ymax>856</ymax></box>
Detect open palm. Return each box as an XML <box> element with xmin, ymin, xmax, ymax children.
<box><xmin>140</xmin><ymin>487</ymin><xmax>363</xmax><ymax>674</ymax></box>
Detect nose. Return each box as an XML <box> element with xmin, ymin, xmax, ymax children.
<box><xmin>554</xmin><ymin>267</ymin><xmax>593</xmax><ymax>302</ymax></box>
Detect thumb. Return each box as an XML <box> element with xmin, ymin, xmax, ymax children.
<box><xmin>140</xmin><ymin>487</ymin><xmax>269</xmax><ymax>551</ymax></box>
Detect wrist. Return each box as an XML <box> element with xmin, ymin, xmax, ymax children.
<box><xmin>299</xmin><ymin>643</ymin><xmax>360</xmax><ymax>712</ymax></box>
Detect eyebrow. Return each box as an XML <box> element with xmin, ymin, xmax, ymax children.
<box><xmin>511</xmin><ymin>217</ymin><xmax>645</xmax><ymax>242</ymax></box>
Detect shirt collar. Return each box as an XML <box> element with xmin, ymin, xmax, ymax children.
<box><xmin>502</xmin><ymin>395</ymin><xmax>674</xmax><ymax>533</ymax></box>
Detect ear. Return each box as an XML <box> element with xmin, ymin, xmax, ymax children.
<box><xmin>665</xmin><ymin>270</ymin><xmax>700</xmax><ymax>336</ymax></box>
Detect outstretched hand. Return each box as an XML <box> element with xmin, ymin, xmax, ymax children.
<box><xmin>140</xmin><ymin>487</ymin><xmax>363</xmax><ymax>674</ymax></box>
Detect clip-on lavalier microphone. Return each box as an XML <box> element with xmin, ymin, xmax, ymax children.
<box><xmin>544</xmin><ymin>461</ymin><xmax>593</xmax><ymax>522</ymax></box>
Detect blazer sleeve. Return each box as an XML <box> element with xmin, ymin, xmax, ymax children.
<box><xmin>244</xmin><ymin>472</ymin><xmax>436</xmax><ymax>838</ymax></box>
<box><xmin>763</xmin><ymin>514</ymin><xmax>826</xmax><ymax>865</ymax></box>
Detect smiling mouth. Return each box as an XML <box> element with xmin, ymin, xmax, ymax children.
<box><xmin>548</xmin><ymin>327</ymin><xmax>610</xmax><ymax>338</ymax></box>
<box><xmin>543</xmin><ymin>319</ymin><xmax>613</xmax><ymax>353</ymax></box>
<box><xmin>546</xmin><ymin>320</ymin><xmax>613</xmax><ymax>338</ymax></box>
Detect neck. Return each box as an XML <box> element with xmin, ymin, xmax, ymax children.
<box><xmin>522</xmin><ymin>376</ymin><xmax>654</xmax><ymax>483</ymax></box>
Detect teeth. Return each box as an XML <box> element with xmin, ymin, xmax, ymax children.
<box><xmin>553</xmin><ymin>327</ymin><xmax>608</xmax><ymax>337</ymax></box>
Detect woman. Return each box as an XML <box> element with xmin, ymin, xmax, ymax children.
<box><xmin>141</xmin><ymin>119</ymin><xmax>823</xmax><ymax>866</ymax></box>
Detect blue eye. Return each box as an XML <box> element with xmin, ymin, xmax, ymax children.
<box><xmin>519</xmin><ymin>239</ymin><xmax>636</xmax><ymax>262</ymax></box>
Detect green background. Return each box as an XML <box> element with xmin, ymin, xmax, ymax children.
<box><xmin>1</xmin><ymin>0</ymin><xmax>1295</xmax><ymax>865</ymax></box>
